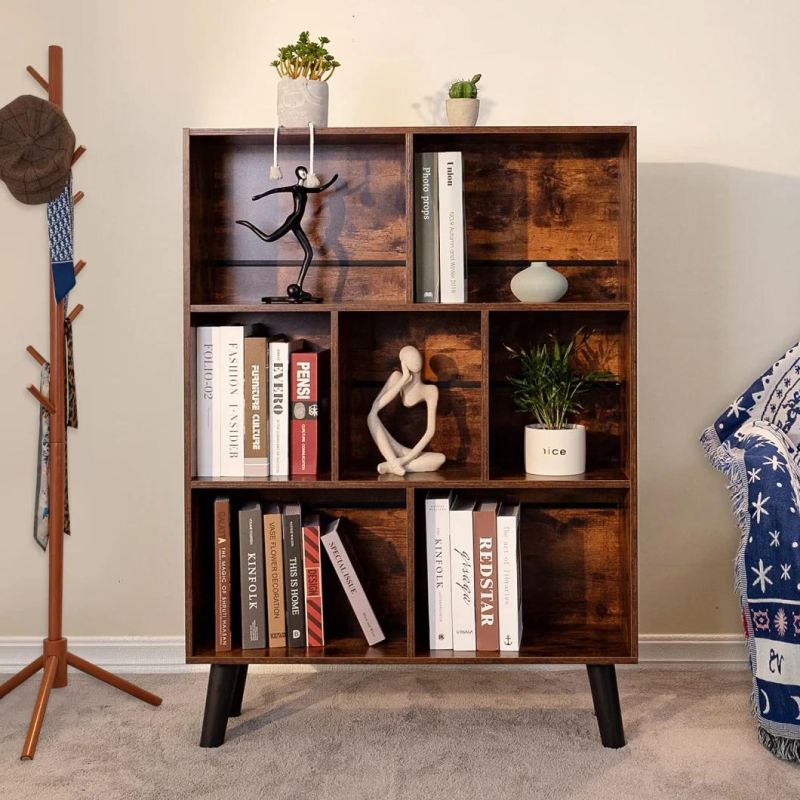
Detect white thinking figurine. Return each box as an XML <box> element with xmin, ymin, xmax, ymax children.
<box><xmin>367</xmin><ymin>345</ymin><xmax>446</xmax><ymax>477</ymax></box>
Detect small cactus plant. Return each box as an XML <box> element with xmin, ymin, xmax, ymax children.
<box><xmin>449</xmin><ymin>74</ymin><xmax>481</xmax><ymax>99</ymax></box>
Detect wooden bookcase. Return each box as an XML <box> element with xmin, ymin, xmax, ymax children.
<box><xmin>184</xmin><ymin>126</ymin><xmax>636</xmax><ymax>747</ymax></box>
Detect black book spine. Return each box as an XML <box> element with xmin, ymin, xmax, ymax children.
<box><xmin>282</xmin><ymin>505</ymin><xmax>307</xmax><ymax>647</ymax></box>
<box><xmin>414</xmin><ymin>152</ymin><xmax>439</xmax><ymax>303</ymax></box>
<box><xmin>238</xmin><ymin>503</ymin><xmax>267</xmax><ymax>649</ymax></box>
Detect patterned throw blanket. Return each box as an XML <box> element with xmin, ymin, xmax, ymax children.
<box><xmin>702</xmin><ymin>342</ymin><xmax>800</xmax><ymax>760</ymax></box>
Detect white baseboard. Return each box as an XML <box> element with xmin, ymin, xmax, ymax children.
<box><xmin>0</xmin><ymin>634</ymin><xmax>746</xmax><ymax>673</ymax></box>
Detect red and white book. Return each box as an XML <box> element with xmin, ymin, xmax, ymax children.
<box><xmin>291</xmin><ymin>351</ymin><xmax>321</xmax><ymax>475</ymax></box>
<box><xmin>302</xmin><ymin>513</ymin><xmax>325</xmax><ymax>647</ymax></box>
<box><xmin>497</xmin><ymin>503</ymin><xmax>522</xmax><ymax>651</ymax></box>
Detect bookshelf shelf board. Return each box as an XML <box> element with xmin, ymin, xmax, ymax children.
<box><xmin>487</xmin><ymin>467</ymin><xmax>630</xmax><ymax>488</ymax></box>
<box><xmin>190</xmin><ymin>302</ymin><xmax>631</xmax><ymax>314</ymax></box>
<box><xmin>190</xmin><ymin>638</ymin><xmax>410</xmax><ymax>664</ymax></box>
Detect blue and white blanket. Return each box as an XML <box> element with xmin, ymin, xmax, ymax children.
<box><xmin>702</xmin><ymin>342</ymin><xmax>800</xmax><ymax>760</ymax></box>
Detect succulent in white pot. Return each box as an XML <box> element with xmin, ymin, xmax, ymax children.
<box><xmin>272</xmin><ymin>31</ymin><xmax>340</xmax><ymax>128</ymax></box>
<box><xmin>505</xmin><ymin>330</ymin><xmax>617</xmax><ymax>476</ymax></box>
<box><xmin>446</xmin><ymin>74</ymin><xmax>481</xmax><ymax>126</ymax></box>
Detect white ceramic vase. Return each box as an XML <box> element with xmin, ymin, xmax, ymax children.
<box><xmin>510</xmin><ymin>261</ymin><xmax>568</xmax><ymax>303</ymax></box>
<box><xmin>276</xmin><ymin>77</ymin><xmax>329</xmax><ymax>128</ymax></box>
<box><xmin>524</xmin><ymin>424</ymin><xmax>586</xmax><ymax>476</ymax></box>
<box><xmin>446</xmin><ymin>98</ymin><xmax>480</xmax><ymax>126</ymax></box>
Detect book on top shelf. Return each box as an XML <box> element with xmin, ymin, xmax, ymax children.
<box><xmin>437</xmin><ymin>152</ymin><xmax>466</xmax><ymax>304</ymax></box>
<box><xmin>425</xmin><ymin>491</ymin><xmax>453</xmax><ymax>649</ymax></box>
<box><xmin>414</xmin><ymin>152</ymin><xmax>440</xmax><ymax>303</ymax></box>
<box><xmin>321</xmin><ymin>518</ymin><xmax>386</xmax><ymax>646</ymax></box>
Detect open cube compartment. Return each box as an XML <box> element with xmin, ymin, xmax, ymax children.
<box><xmin>187</xmin><ymin>487</ymin><xmax>409</xmax><ymax>662</ymax></box>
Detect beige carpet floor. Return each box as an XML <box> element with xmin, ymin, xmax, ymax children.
<box><xmin>0</xmin><ymin>665</ymin><xmax>797</xmax><ymax>799</ymax></box>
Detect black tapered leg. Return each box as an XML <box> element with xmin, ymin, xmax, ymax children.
<box><xmin>229</xmin><ymin>665</ymin><xmax>248</xmax><ymax>718</ymax></box>
<box><xmin>200</xmin><ymin>665</ymin><xmax>240</xmax><ymax>747</ymax></box>
<box><xmin>587</xmin><ymin>665</ymin><xmax>625</xmax><ymax>748</ymax></box>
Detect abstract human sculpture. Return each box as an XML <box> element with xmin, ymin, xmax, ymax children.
<box><xmin>236</xmin><ymin>165</ymin><xmax>338</xmax><ymax>303</ymax></box>
<box><xmin>367</xmin><ymin>345</ymin><xmax>446</xmax><ymax>476</ymax></box>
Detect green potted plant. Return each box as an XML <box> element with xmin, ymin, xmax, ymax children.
<box><xmin>446</xmin><ymin>74</ymin><xmax>481</xmax><ymax>126</ymax></box>
<box><xmin>272</xmin><ymin>31</ymin><xmax>340</xmax><ymax>128</ymax></box>
<box><xmin>505</xmin><ymin>330</ymin><xmax>616</xmax><ymax>475</ymax></box>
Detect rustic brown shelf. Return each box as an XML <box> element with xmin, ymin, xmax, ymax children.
<box><xmin>184</xmin><ymin>125</ymin><xmax>637</xmax><ymax>748</ymax></box>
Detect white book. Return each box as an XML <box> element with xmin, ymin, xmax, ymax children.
<box><xmin>449</xmin><ymin>497</ymin><xmax>476</xmax><ymax>650</ymax></box>
<box><xmin>497</xmin><ymin>503</ymin><xmax>522</xmax><ymax>651</ymax></box>
<box><xmin>425</xmin><ymin>491</ymin><xmax>453</xmax><ymax>649</ymax></box>
<box><xmin>268</xmin><ymin>338</ymin><xmax>301</xmax><ymax>476</ymax></box>
<box><xmin>196</xmin><ymin>326</ymin><xmax>221</xmax><ymax>477</ymax></box>
<box><xmin>321</xmin><ymin>519</ymin><xmax>386</xmax><ymax>647</ymax></box>
<box><xmin>219</xmin><ymin>326</ymin><xmax>244</xmax><ymax>477</ymax></box>
<box><xmin>437</xmin><ymin>151</ymin><xmax>466</xmax><ymax>303</ymax></box>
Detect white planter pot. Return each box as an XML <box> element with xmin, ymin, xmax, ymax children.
<box><xmin>446</xmin><ymin>98</ymin><xmax>480</xmax><ymax>126</ymax></box>
<box><xmin>524</xmin><ymin>424</ymin><xmax>586</xmax><ymax>476</ymax></box>
<box><xmin>277</xmin><ymin>77</ymin><xmax>329</xmax><ymax>128</ymax></box>
<box><xmin>510</xmin><ymin>261</ymin><xmax>568</xmax><ymax>303</ymax></box>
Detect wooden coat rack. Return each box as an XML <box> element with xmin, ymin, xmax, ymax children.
<box><xmin>0</xmin><ymin>46</ymin><xmax>161</xmax><ymax>761</ymax></box>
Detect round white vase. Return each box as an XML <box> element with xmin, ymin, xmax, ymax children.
<box><xmin>524</xmin><ymin>424</ymin><xmax>586</xmax><ymax>475</ymax></box>
<box><xmin>276</xmin><ymin>77</ymin><xmax>329</xmax><ymax>128</ymax></box>
<box><xmin>446</xmin><ymin>98</ymin><xmax>480</xmax><ymax>126</ymax></box>
<box><xmin>510</xmin><ymin>261</ymin><xmax>568</xmax><ymax>303</ymax></box>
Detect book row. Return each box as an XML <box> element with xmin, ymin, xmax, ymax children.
<box><xmin>196</xmin><ymin>327</ymin><xmax>326</xmax><ymax>477</ymax></box>
<box><xmin>213</xmin><ymin>498</ymin><xmax>385</xmax><ymax>651</ymax></box>
<box><xmin>426</xmin><ymin>494</ymin><xmax>522</xmax><ymax>652</ymax></box>
<box><xmin>414</xmin><ymin>151</ymin><xmax>468</xmax><ymax>303</ymax></box>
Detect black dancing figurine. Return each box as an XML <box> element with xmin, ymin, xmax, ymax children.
<box><xmin>236</xmin><ymin>166</ymin><xmax>339</xmax><ymax>303</ymax></box>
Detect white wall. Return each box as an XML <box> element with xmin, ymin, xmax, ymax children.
<box><xmin>2</xmin><ymin>0</ymin><xmax>800</xmax><ymax>638</ymax></box>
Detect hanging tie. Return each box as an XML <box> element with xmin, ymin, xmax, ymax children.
<box><xmin>33</xmin><ymin>362</ymin><xmax>51</xmax><ymax>550</ymax></box>
<box><xmin>270</xmin><ymin>126</ymin><xmax>282</xmax><ymax>180</ymax></box>
<box><xmin>305</xmin><ymin>122</ymin><xmax>320</xmax><ymax>188</ymax></box>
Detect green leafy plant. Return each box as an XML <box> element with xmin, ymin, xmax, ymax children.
<box><xmin>505</xmin><ymin>329</ymin><xmax>616</xmax><ymax>430</ymax></box>
<box><xmin>449</xmin><ymin>74</ymin><xmax>481</xmax><ymax>99</ymax></box>
<box><xmin>270</xmin><ymin>31</ymin><xmax>340</xmax><ymax>81</ymax></box>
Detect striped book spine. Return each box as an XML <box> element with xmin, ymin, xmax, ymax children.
<box><xmin>303</xmin><ymin>514</ymin><xmax>325</xmax><ymax>647</ymax></box>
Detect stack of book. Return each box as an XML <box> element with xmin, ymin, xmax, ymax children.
<box><xmin>196</xmin><ymin>327</ymin><xmax>327</xmax><ymax>477</ymax></box>
<box><xmin>213</xmin><ymin>498</ymin><xmax>385</xmax><ymax>651</ymax></box>
<box><xmin>425</xmin><ymin>494</ymin><xmax>522</xmax><ymax>652</ymax></box>
<box><xmin>414</xmin><ymin>151</ymin><xmax>467</xmax><ymax>303</ymax></box>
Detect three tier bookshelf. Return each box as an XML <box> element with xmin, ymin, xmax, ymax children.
<box><xmin>184</xmin><ymin>126</ymin><xmax>636</xmax><ymax>747</ymax></box>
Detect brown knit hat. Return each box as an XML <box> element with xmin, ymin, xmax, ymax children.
<box><xmin>0</xmin><ymin>94</ymin><xmax>75</xmax><ymax>205</ymax></box>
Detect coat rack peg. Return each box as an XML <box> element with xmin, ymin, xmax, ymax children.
<box><xmin>26</xmin><ymin>345</ymin><xmax>48</xmax><ymax>367</ymax></box>
<box><xmin>74</xmin><ymin>259</ymin><xmax>86</xmax><ymax>276</ymax></box>
<box><xmin>67</xmin><ymin>304</ymin><xmax>84</xmax><ymax>323</ymax></box>
<box><xmin>71</xmin><ymin>146</ymin><xmax>86</xmax><ymax>165</ymax></box>
<box><xmin>72</xmin><ymin>190</ymin><xmax>84</xmax><ymax>204</ymax></box>
<box><xmin>26</xmin><ymin>384</ymin><xmax>56</xmax><ymax>415</ymax></box>
<box><xmin>25</xmin><ymin>65</ymin><xmax>49</xmax><ymax>92</ymax></box>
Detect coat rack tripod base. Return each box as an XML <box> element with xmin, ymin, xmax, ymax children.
<box><xmin>0</xmin><ymin>45</ymin><xmax>161</xmax><ymax>762</ymax></box>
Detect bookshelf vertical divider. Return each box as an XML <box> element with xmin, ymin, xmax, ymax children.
<box><xmin>185</xmin><ymin>126</ymin><xmax>636</xmax><ymax>750</ymax></box>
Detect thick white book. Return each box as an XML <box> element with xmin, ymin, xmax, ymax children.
<box><xmin>497</xmin><ymin>503</ymin><xmax>522</xmax><ymax>651</ymax></box>
<box><xmin>219</xmin><ymin>326</ymin><xmax>244</xmax><ymax>477</ymax></box>
<box><xmin>437</xmin><ymin>151</ymin><xmax>466</xmax><ymax>303</ymax></box>
<box><xmin>268</xmin><ymin>338</ymin><xmax>301</xmax><ymax>476</ymax></box>
<box><xmin>196</xmin><ymin>326</ymin><xmax>221</xmax><ymax>476</ymax></box>
<box><xmin>449</xmin><ymin>497</ymin><xmax>476</xmax><ymax>650</ymax></box>
<box><xmin>321</xmin><ymin>518</ymin><xmax>386</xmax><ymax>646</ymax></box>
<box><xmin>425</xmin><ymin>491</ymin><xmax>453</xmax><ymax>649</ymax></box>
